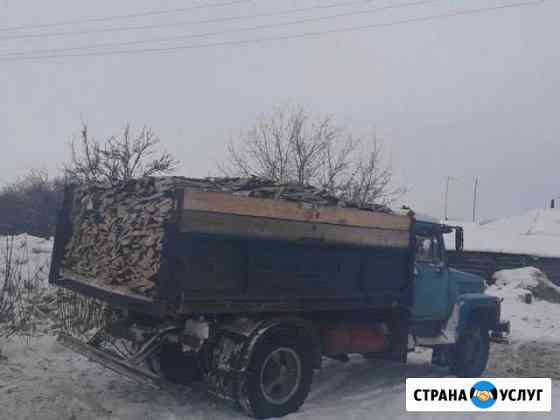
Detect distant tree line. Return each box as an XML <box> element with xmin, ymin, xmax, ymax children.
<box><xmin>0</xmin><ymin>170</ymin><xmax>64</xmax><ymax>238</ymax></box>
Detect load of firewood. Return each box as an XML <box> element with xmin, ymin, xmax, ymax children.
<box><xmin>62</xmin><ymin>176</ymin><xmax>392</xmax><ymax>297</ymax></box>
<box><xmin>63</xmin><ymin>177</ymin><xmax>170</xmax><ymax>296</ymax></box>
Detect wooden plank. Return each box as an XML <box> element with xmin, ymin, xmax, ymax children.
<box><xmin>183</xmin><ymin>190</ymin><xmax>410</xmax><ymax>231</ymax></box>
<box><xmin>62</xmin><ymin>270</ymin><xmax>154</xmax><ymax>303</ymax></box>
<box><xmin>180</xmin><ymin>210</ymin><xmax>410</xmax><ymax>248</ymax></box>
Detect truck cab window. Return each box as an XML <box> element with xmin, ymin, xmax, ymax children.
<box><xmin>415</xmin><ymin>235</ymin><xmax>442</xmax><ymax>264</ymax></box>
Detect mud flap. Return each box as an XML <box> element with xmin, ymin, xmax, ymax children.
<box><xmin>390</xmin><ymin>310</ymin><xmax>410</xmax><ymax>363</ymax></box>
<box><xmin>205</xmin><ymin>324</ymin><xmax>278</xmax><ymax>404</ymax></box>
<box><xmin>205</xmin><ymin>332</ymin><xmax>248</xmax><ymax>402</ymax></box>
<box><xmin>415</xmin><ymin>304</ymin><xmax>459</xmax><ymax>347</ymax></box>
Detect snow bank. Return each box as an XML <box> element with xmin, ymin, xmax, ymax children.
<box><xmin>491</xmin><ymin>267</ymin><xmax>560</xmax><ymax>303</ymax></box>
<box><xmin>0</xmin><ymin>234</ymin><xmax>53</xmax><ymax>288</ymax></box>
<box><xmin>0</xmin><ymin>235</ymin><xmax>55</xmax><ymax>338</ymax></box>
<box><xmin>487</xmin><ymin>268</ymin><xmax>560</xmax><ymax>342</ymax></box>
<box><xmin>444</xmin><ymin>209</ymin><xmax>560</xmax><ymax>258</ymax></box>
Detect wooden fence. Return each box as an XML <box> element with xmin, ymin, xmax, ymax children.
<box><xmin>447</xmin><ymin>250</ymin><xmax>560</xmax><ymax>287</ymax></box>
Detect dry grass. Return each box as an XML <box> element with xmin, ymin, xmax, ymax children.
<box><xmin>0</xmin><ymin>236</ymin><xmax>51</xmax><ymax>338</ymax></box>
<box><xmin>0</xmin><ymin>235</ymin><xmax>112</xmax><ymax>342</ymax></box>
<box><xmin>55</xmin><ymin>289</ymin><xmax>111</xmax><ymax>340</ymax></box>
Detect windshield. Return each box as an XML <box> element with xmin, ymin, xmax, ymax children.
<box><xmin>415</xmin><ymin>234</ymin><xmax>442</xmax><ymax>264</ymax></box>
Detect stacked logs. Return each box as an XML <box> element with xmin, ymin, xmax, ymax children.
<box><xmin>63</xmin><ymin>176</ymin><xmax>392</xmax><ymax>297</ymax></box>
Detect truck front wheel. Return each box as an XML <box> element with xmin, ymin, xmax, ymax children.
<box><xmin>451</xmin><ymin>325</ymin><xmax>489</xmax><ymax>377</ymax></box>
<box><xmin>239</xmin><ymin>327</ymin><xmax>313</xmax><ymax>419</ymax></box>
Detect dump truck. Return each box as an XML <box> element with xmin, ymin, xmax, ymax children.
<box><xmin>49</xmin><ymin>177</ymin><xmax>509</xmax><ymax>419</ymax></box>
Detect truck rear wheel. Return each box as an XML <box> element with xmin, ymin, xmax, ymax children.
<box><xmin>239</xmin><ymin>327</ymin><xmax>313</xmax><ymax>419</ymax></box>
<box><xmin>451</xmin><ymin>325</ymin><xmax>489</xmax><ymax>377</ymax></box>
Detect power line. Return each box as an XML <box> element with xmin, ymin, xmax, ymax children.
<box><xmin>0</xmin><ymin>0</ymin><xmax>545</xmax><ymax>61</ymax></box>
<box><xmin>1</xmin><ymin>0</ymin><xmax>439</xmax><ymax>57</ymax></box>
<box><xmin>0</xmin><ymin>1</ymin><xmax>384</xmax><ymax>41</ymax></box>
<box><xmin>0</xmin><ymin>0</ymin><xmax>254</xmax><ymax>32</ymax></box>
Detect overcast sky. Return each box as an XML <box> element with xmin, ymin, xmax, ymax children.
<box><xmin>1</xmin><ymin>0</ymin><xmax>558</xmax><ymax>221</ymax></box>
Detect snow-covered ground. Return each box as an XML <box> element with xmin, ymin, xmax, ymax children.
<box><xmin>0</xmin><ymin>234</ymin><xmax>52</xmax><ymax>288</ymax></box>
<box><xmin>0</xmin><ymin>336</ymin><xmax>558</xmax><ymax>420</ymax></box>
<box><xmin>0</xmin><ymin>236</ymin><xmax>558</xmax><ymax>419</ymax></box>
<box><xmin>487</xmin><ymin>267</ymin><xmax>560</xmax><ymax>343</ymax></box>
<box><xmin>0</xmin><ymin>235</ymin><xmax>55</xmax><ymax>338</ymax></box>
<box><xmin>444</xmin><ymin>209</ymin><xmax>560</xmax><ymax>258</ymax></box>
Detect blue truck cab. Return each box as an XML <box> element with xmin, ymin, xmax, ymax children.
<box><xmin>410</xmin><ymin>214</ymin><xmax>510</xmax><ymax>376</ymax></box>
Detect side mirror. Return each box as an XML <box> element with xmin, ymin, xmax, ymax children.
<box><xmin>455</xmin><ymin>227</ymin><xmax>464</xmax><ymax>252</ymax></box>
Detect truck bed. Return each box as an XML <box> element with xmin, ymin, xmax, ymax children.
<box><xmin>50</xmin><ymin>178</ymin><xmax>415</xmax><ymax>316</ymax></box>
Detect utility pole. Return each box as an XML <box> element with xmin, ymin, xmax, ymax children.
<box><xmin>472</xmin><ymin>177</ymin><xmax>479</xmax><ymax>222</ymax></box>
<box><xmin>444</xmin><ymin>176</ymin><xmax>451</xmax><ymax>221</ymax></box>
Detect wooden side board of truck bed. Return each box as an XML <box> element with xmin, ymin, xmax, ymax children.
<box><xmin>180</xmin><ymin>190</ymin><xmax>412</xmax><ymax>248</ymax></box>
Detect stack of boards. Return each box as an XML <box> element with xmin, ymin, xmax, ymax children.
<box><xmin>60</xmin><ymin>177</ymin><xmax>412</xmax><ymax>300</ymax></box>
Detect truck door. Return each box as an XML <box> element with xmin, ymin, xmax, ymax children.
<box><xmin>411</xmin><ymin>232</ymin><xmax>450</xmax><ymax>321</ymax></box>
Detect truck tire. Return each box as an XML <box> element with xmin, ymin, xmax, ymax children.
<box><xmin>451</xmin><ymin>325</ymin><xmax>489</xmax><ymax>377</ymax></box>
<box><xmin>239</xmin><ymin>327</ymin><xmax>313</xmax><ymax>419</ymax></box>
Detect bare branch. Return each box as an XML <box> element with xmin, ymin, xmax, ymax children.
<box><xmin>222</xmin><ymin>105</ymin><xmax>403</xmax><ymax>206</ymax></box>
<box><xmin>64</xmin><ymin>124</ymin><xmax>179</xmax><ymax>185</ymax></box>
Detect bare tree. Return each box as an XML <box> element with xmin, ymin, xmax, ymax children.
<box><xmin>65</xmin><ymin>123</ymin><xmax>178</xmax><ymax>185</ymax></box>
<box><xmin>336</xmin><ymin>141</ymin><xmax>404</xmax><ymax>206</ymax></box>
<box><xmin>222</xmin><ymin>104</ymin><xmax>403</xmax><ymax>206</ymax></box>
